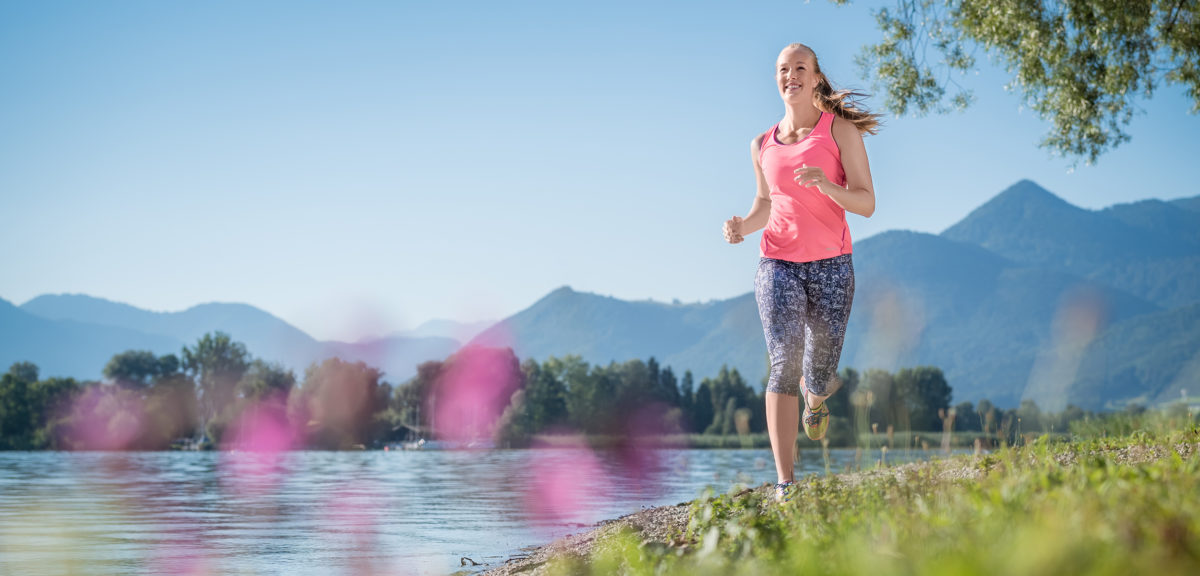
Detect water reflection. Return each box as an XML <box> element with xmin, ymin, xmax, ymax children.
<box><xmin>0</xmin><ymin>448</ymin><xmax>956</xmax><ymax>575</ymax></box>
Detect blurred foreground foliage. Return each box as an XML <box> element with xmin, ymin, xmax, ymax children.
<box><xmin>546</xmin><ymin>419</ymin><xmax>1200</xmax><ymax>575</ymax></box>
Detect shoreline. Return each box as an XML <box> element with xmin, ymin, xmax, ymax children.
<box><xmin>479</xmin><ymin>454</ymin><xmax>987</xmax><ymax>576</ymax></box>
<box><xmin>478</xmin><ymin>436</ymin><xmax>1196</xmax><ymax>575</ymax></box>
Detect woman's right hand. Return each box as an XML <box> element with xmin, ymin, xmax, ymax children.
<box><xmin>723</xmin><ymin>216</ymin><xmax>744</xmax><ymax>244</ymax></box>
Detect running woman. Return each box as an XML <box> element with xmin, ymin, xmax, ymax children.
<box><xmin>722</xmin><ymin>43</ymin><xmax>880</xmax><ymax>502</ymax></box>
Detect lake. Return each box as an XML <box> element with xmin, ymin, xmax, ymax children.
<box><xmin>0</xmin><ymin>445</ymin><xmax>956</xmax><ymax>575</ymax></box>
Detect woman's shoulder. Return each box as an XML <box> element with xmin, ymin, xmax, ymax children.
<box><xmin>751</xmin><ymin>125</ymin><xmax>776</xmax><ymax>154</ymax></box>
<box><xmin>829</xmin><ymin>114</ymin><xmax>863</xmax><ymax>148</ymax></box>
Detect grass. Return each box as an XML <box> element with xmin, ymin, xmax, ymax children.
<box><xmin>540</xmin><ymin>421</ymin><xmax>1200</xmax><ymax>575</ymax></box>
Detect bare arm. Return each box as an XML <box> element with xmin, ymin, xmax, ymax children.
<box><xmin>723</xmin><ymin>135</ymin><xmax>773</xmax><ymax>244</ymax></box>
<box><xmin>795</xmin><ymin>116</ymin><xmax>876</xmax><ymax>218</ymax></box>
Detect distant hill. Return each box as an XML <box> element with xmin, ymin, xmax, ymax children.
<box><xmin>0</xmin><ymin>298</ymin><xmax>183</xmax><ymax>380</ymax></box>
<box><xmin>21</xmin><ymin>295</ymin><xmax>322</xmax><ymax>370</ymax></box>
<box><xmin>846</xmin><ymin>231</ymin><xmax>1158</xmax><ymax>407</ymax></box>
<box><xmin>387</xmin><ymin>318</ymin><xmax>493</xmax><ymax>343</ymax></box>
<box><xmin>1171</xmin><ymin>195</ymin><xmax>1200</xmax><ymax>214</ymax></box>
<box><xmin>10</xmin><ymin>294</ymin><xmax>459</xmax><ymax>383</ymax></box>
<box><xmin>471</xmin><ymin>286</ymin><xmax>749</xmax><ymax>381</ymax></box>
<box><xmin>943</xmin><ymin>180</ymin><xmax>1200</xmax><ymax>308</ymax></box>
<box><xmin>319</xmin><ymin>335</ymin><xmax>461</xmax><ymax>382</ymax></box>
<box><xmin>1068</xmin><ymin>302</ymin><xmax>1200</xmax><ymax>410</ymax></box>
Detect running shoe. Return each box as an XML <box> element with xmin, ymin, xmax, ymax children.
<box><xmin>774</xmin><ymin>480</ymin><xmax>796</xmax><ymax>503</ymax></box>
<box><xmin>803</xmin><ymin>401</ymin><xmax>830</xmax><ymax>441</ymax></box>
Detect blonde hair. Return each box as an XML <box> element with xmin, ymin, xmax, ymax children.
<box><xmin>783</xmin><ymin>43</ymin><xmax>882</xmax><ymax>135</ymax></box>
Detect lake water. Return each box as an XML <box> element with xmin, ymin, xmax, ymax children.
<box><xmin>0</xmin><ymin>446</ymin><xmax>954</xmax><ymax>575</ymax></box>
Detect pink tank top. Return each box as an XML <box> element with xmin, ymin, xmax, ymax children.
<box><xmin>758</xmin><ymin>111</ymin><xmax>852</xmax><ymax>263</ymax></box>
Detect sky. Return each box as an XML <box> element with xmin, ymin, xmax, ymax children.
<box><xmin>2</xmin><ymin>0</ymin><xmax>1198</xmax><ymax>342</ymax></box>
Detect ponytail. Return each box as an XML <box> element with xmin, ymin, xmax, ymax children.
<box><xmin>813</xmin><ymin>74</ymin><xmax>882</xmax><ymax>135</ymax></box>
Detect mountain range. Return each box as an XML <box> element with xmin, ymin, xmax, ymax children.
<box><xmin>2</xmin><ymin>295</ymin><xmax>461</xmax><ymax>386</ymax></box>
<box><xmin>3</xmin><ymin>180</ymin><xmax>1197</xmax><ymax>410</ymax></box>
<box><xmin>471</xmin><ymin>180</ymin><xmax>1199</xmax><ymax>410</ymax></box>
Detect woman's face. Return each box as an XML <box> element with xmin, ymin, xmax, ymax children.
<box><xmin>776</xmin><ymin>47</ymin><xmax>818</xmax><ymax>103</ymax></box>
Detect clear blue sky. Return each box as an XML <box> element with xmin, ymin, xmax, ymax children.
<box><xmin>2</xmin><ymin>0</ymin><xmax>1198</xmax><ymax>342</ymax></box>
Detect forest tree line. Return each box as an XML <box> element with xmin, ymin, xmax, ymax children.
<box><xmin>0</xmin><ymin>331</ymin><xmax>1094</xmax><ymax>450</ymax></box>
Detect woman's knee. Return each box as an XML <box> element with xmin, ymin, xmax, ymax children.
<box><xmin>767</xmin><ymin>359</ymin><xmax>803</xmax><ymax>396</ymax></box>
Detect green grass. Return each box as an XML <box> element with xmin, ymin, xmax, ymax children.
<box><xmin>543</xmin><ymin>423</ymin><xmax>1200</xmax><ymax>575</ymax></box>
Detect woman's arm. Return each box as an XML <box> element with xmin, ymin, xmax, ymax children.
<box><xmin>795</xmin><ymin>116</ymin><xmax>876</xmax><ymax>218</ymax></box>
<box><xmin>724</xmin><ymin>134</ymin><xmax>774</xmax><ymax>243</ymax></box>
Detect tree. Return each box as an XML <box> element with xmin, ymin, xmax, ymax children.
<box><xmin>954</xmin><ymin>401</ymin><xmax>981</xmax><ymax>431</ymax></box>
<box><xmin>181</xmin><ymin>332</ymin><xmax>250</xmax><ymax>432</ymax></box>
<box><xmin>392</xmin><ymin>360</ymin><xmax>443</xmax><ymax>433</ymax></box>
<box><xmin>237</xmin><ymin>359</ymin><xmax>296</xmax><ymax>402</ymax></box>
<box><xmin>6</xmin><ymin>362</ymin><xmax>37</xmax><ymax>385</ymax></box>
<box><xmin>827</xmin><ymin>367</ymin><xmax>861</xmax><ymax>419</ymax></box>
<box><xmin>292</xmin><ymin>358</ymin><xmax>386</xmax><ymax>449</ymax></box>
<box><xmin>863</xmin><ymin>369</ymin><xmax>898</xmax><ymax>430</ymax></box>
<box><xmin>0</xmin><ymin>363</ymin><xmax>75</xmax><ymax>450</ymax></box>
<box><xmin>27</xmin><ymin>377</ymin><xmax>82</xmax><ymax>449</ymax></box>
<box><xmin>679</xmin><ymin>370</ymin><xmax>695</xmax><ymax>427</ymax></box>
<box><xmin>142</xmin><ymin>372</ymin><xmax>197</xmax><ymax>448</ymax></box>
<box><xmin>103</xmin><ymin>350</ymin><xmax>160</xmax><ymax>390</ymax></box>
<box><xmin>843</xmin><ymin>0</ymin><xmax>1200</xmax><ymax>164</ymax></box>
<box><xmin>693</xmin><ymin>380</ymin><xmax>714</xmax><ymax>433</ymax></box>
<box><xmin>1018</xmin><ymin>399</ymin><xmax>1045</xmax><ymax>433</ymax></box>
<box><xmin>103</xmin><ymin>350</ymin><xmax>182</xmax><ymax>390</ymax></box>
<box><xmin>894</xmin><ymin>366</ymin><xmax>953</xmax><ymax>431</ymax></box>
<box><xmin>519</xmin><ymin>358</ymin><xmax>567</xmax><ymax>432</ymax></box>
<box><xmin>0</xmin><ymin>363</ymin><xmax>37</xmax><ymax>449</ymax></box>
<box><xmin>977</xmin><ymin>398</ymin><xmax>998</xmax><ymax>434</ymax></box>
<box><xmin>699</xmin><ymin>366</ymin><xmax>761</xmax><ymax>435</ymax></box>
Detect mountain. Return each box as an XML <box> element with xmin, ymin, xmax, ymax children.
<box><xmin>471</xmin><ymin>286</ymin><xmax>747</xmax><ymax>382</ymax></box>
<box><xmin>11</xmin><ymin>295</ymin><xmax>460</xmax><ymax>383</ymax></box>
<box><xmin>943</xmin><ymin>180</ymin><xmax>1200</xmax><ymax>307</ymax></box>
<box><xmin>1171</xmin><ymin>195</ymin><xmax>1200</xmax><ymax>214</ymax></box>
<box><xmin>387</xmin><ymin>318</ymin><xmax>493</xmax><ymax>343</ymax></box>
<box><xmin>0</xmin><ymin>298</ymin><xmax>184</xmax><ymax>380</ymax></box>
<box><xmin>20</xmin><ymin>295</ymin><xmax>322</xmax><ymax>370</ymax></box>
<box><xmin>469</xmin><ymin>230</ymin><xmax>1159</xmax><ymax>407</ymax></box>
<box><xmin>845</xmin><ymin>231</ymin><xmax>1158</xmax><ymax>407</ymax></box>
<box><xmin>318</xmin><ymin>335</ymin><xmax>461</xmax><ymax>382</ymax></box>
<box><xmin>1068</xmin><ymin>302</ymin><xmax>1200</xmax><ymax>410</ymax></box>
<box><xmin>469</xmin><ymin>182</ymin><xmax>1195</xmax><ymax>409</ymax></box>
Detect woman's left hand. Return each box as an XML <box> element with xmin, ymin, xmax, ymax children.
<box><xmin>793</xmin><ymin>164</ymin><xmax>829</xmax><ymax>192</ymax></box>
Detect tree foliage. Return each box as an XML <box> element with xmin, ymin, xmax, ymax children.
<box><xmin>842</xmin><ymin>0</ymin><xmax>1200</xmax><ymax>164</ymax></box>
<box><xmin>237</xmin><ymin>359</ymin><xmax>296</xmax><ymax>402</ymax></box>
<box><xmin>181</xmin><ymin>331</ymin><xmax>249</xmax><ymax>428</ymax></box>
<box><xmin>3</xmin><ymin>334</ymin><xmax>993</xmax><ymax>450</ymax></box>
<box><xmin>290</xmin><ymin>357</ymin><xmax>388</xmax><ymax>449</ymax></box>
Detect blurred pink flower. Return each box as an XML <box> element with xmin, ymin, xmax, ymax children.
<box><xmin>219</xmin><ymin>394</ymin><xmax>298</xmax><ymax>497</ymax></box>
<box><xmin>523</xmin><ymin>433</ymin><xmax>610</xmax><ymax>529</ymax></box>
<box><xmin>223</xmin><ymin>395</ymin><xmax>298</xmax><ymax>453</ymax></box>
<box><xmin>432</xmin><ymin>345</ymin><xmax>521</xmax><ymax>444</ymax></box>
<box><xmin>66</xmin><ymin>386</ymin><xmax>144</xmax><ymax>450</ymax></box>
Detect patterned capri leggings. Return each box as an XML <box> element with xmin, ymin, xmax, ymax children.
<box><xmin>754</xmin><ymin>254</ymin><xmax>855</xmax><ymax>397</ymax></box>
